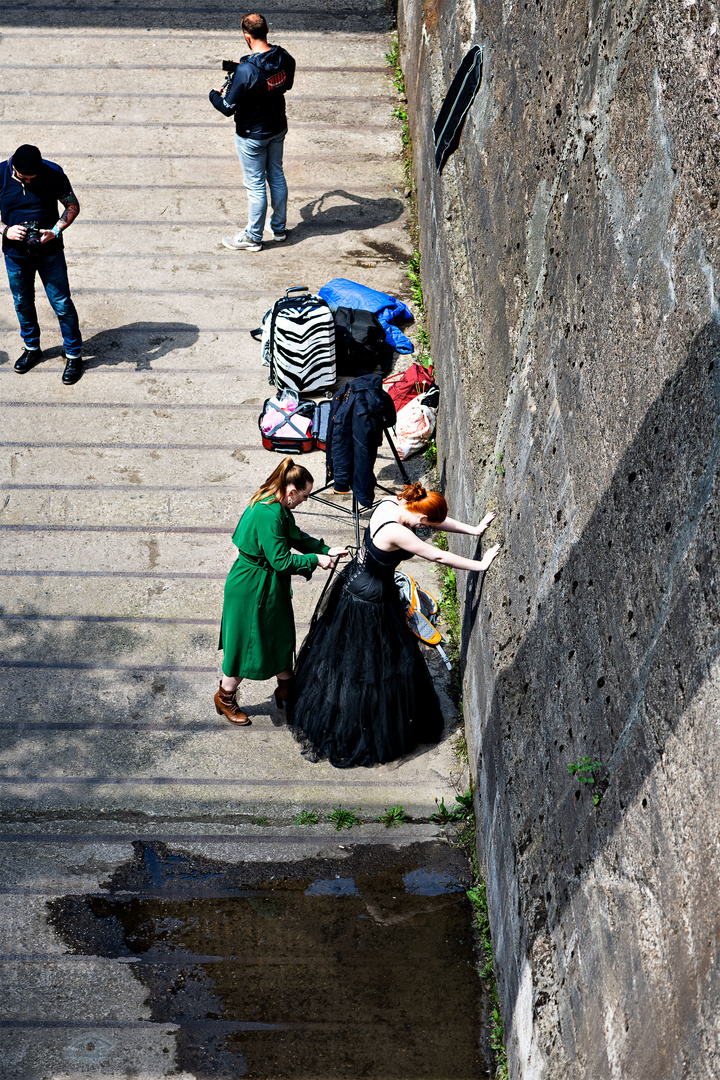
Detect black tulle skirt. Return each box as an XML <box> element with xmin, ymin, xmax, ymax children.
<box><xmin>287</xmin><ymin>563</ymin><xmax>444</xmax><ymax>768</ymax></box>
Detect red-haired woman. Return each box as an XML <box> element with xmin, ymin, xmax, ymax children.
<box><xmin>215</xmin><ymin>458</ymin><xmax>347</xmax><ymax>725</ymax></box>
<box><xmin>287</xmin><ymin>483</ymin><xmax>500</xmax><ymax>767</ymax></box>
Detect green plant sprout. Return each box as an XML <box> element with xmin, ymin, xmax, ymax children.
<box><xmin>407</xmin><ymin>250</ymin><xmax>425</xmax><ymax>313</ymax></box>
<box><xmin>431</xmin><ymin>797</ymin><xmax>454</xmax><ymax>824</ymax></box>
<box><xmin>568</xmin><ymin>757</ymin><xmax>604</xmax><ymax>806</ymax></box>
<box><xmin>385</xmin><ymin>39</ymin><xmax>405</xmax><ymax>95</ymax></box>
<box><xmin>328</xmin><ymin>806</ymin><xmax>361</xmax><ymax>830</ymax></box>
<box><xmin>431</xmin><ymin>791</ymin><xmax>474</xmax><ymax>824</ymax></box>
<box><xmin>453</xmin><ymin>790</ymin><xmax>474</xmax><ymax>819</ymax></box>
<box><xmin>567</xmin><ymin>757</ymin><xmax>602</xmax><ymax>783</ymax></box>
<box><xmin>293</xmin><ymin>810</ymin><xmax>319</xmax><ymax>825</ymax></box>
<box><xmin>466</xmin><ymin>874</ymin><xmax>508</xmax><ymax>1076</ymax></box>
<box><xmin>454</xmin><ymin>722</ymin><xmax>469</xmax><ymax>765</ymax></box>
<box><xmin>377</xmin><ymin>804</ymin><xmax>408</xmax><ymax>827</ymax></box>
<box><xmin>424</xmin><ymin>438</ymin><xmax>438</xmax><ymax>466</ymax></box>
<box><xmin>495</xmin><ymin>451</ymin><xmax>506</xmax><ymax>476</ymax></box>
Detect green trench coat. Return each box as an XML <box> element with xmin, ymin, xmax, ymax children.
<box><xmin>218</xmin><ymin>498</ymin><xmax>329</xmax><ymax>680</ymax></box>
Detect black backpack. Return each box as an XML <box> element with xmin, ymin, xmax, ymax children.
<box><xmin>333</xmin><ymin>306</ymin><xmax>394</xmax><ymax>377</ymax></box>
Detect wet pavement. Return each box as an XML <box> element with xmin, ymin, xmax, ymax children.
<box><xmin>4</xmin><ymin>834</ymin><xmax>489</xmax><ymax>1078</ymax></box>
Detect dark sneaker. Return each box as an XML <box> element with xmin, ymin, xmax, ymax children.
<box><xmin>14</xmin><ymin>347</ymin><xmax>42</xmax><ymax>374</ymax></box>
<box><xmin>62</xmin><ymin>354</ymin><xmax>83</xmax><ymax>385</ymax></box>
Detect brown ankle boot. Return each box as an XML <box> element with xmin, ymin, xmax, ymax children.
<box><xmin>214</xmin><ymin>681</ymin><xmax>251</xmax><ymax>725</ymax></box>
<box><xmin>274</xmin><ymin>676</ymin><xmax>293</xmax><ymax>709</ymax></box>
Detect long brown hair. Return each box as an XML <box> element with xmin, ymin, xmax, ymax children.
<box><xmin>400</xmin><ymin>482</ymin><xmax>448</xmax><ymax>523</ymax></box>
<box><xmin>249</xmin><ymin>457</ymin><xmax>314</xmax><ymax>506</ymax></box>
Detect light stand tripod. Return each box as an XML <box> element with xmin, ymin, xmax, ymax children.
<box><xmin>309</xmin><ymin>426</ymin><xmax>410</xmax><ymax>546</ymax></box>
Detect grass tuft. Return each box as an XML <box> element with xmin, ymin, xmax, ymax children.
<box><xmin>327</xmin><ymin>806</ymin><xmax>361</xmax><ymax>831</ymax></box>
<box><xmin>461</xmin><ymin>821</ymin><xmax>509</xmax><ymax>1078</ymax></box>
<box><xmin>293</xmin><ymin>810</ymin><xmax>320</xmax><ymax>825</ymax></box>
<box><xmin>431</xmin><ymin>790</ymin><xmax>474</xmax><ymax>825</ymax></box>
<box><xmin>376</xmin><ymin>804</ymin><xmax>408</xmax><ymax>827</ymax></box>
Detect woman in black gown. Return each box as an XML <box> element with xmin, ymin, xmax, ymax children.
<box><xmin>286</xmin><ymin>483</ymin><xmax>500</xmax><ymax>768</ymax></box>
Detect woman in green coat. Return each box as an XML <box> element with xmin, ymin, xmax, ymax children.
<box><xmin>215</xmin><ymin>457</ymin><xmax>346</xmax><ymax>725</ymax></box>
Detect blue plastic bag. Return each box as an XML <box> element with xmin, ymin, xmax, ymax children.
<box><xmin>319</xmin><ymin>278</ymin><xmax>414</xmax><ymax>353</ymax></box>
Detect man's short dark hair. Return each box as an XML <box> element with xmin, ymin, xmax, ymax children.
<box><xmin>241</xmin><ymin>12</ymin><xmax>268</xmax><ymax>39</ymax></box>
<box><xmin>12</xmin><ymin>144</ymin><xmax>43</xmax><ymax>175</ymax></box>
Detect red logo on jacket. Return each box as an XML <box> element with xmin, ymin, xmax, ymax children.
<box><xmin>266</xmin><ymin>71</ymin><xmax>287</xmax><ymax>91</ymax></box>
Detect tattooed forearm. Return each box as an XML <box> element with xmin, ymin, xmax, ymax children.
<box><xmin>57</xmin><ymin>191</ymin><xmax>80</xmax><ymax>229</ymax></box>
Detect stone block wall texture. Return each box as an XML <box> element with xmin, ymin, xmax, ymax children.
<box><xmin>398</xmin><ymin>0</ymin><xmax>720</xmax><ymax>1076</ymax></box>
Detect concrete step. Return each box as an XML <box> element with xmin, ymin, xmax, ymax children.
<box><xmin>0</xmin><ymin>525</ymin><xmax>352</xmax><ymax>574</ymax></box>
<box><xmin>2</xmin><ymin>403</ymin><xmax>287</xmax><ymax>445</ymax></box>
<box><xmin>0</xmin><ymin>372</ymin><xmax>294</xmax><ymax>404</ymax></box>
<box><xmin>0</xmin><ymin>487</ymin><xmax>253</xmax><ymax>527</ymax></box>
<box><xmin>0</xmin><ymin>97</ymin><xmax>395</xmax><ymax>133</ymax></box>
<box><xmin>1</xmin><ymin>29</ymin><xmax>391</xmax><ymax>68</ymax></box>
<box><xmin>0</xmin><ymin>444</ymin><xmax>407</xmax><ymax>493</ymax></box>
<box><xmin>63</xmin><ymin>252</ymin><xmax>408</xmax><ymax>296</ymax></box>
<box><xmin>0</xmin><ymin>772</ymin><xmax>458</xmax><ymax>824</ymax></box>
<box><xmin>0</xmin><ymin>576</ymin><xmax>225</xmax><ymax>618</ymax></box>
<box><xmin>0</xmin><ymin>120</ymin><xmax>399</xmax><ymax>158</ymax></box>
<box><xmin>0</xmin><ymin>74</ymin><xmax>395</xmax><ymax>103</ymax></box>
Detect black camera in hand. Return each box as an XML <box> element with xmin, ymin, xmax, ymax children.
<box><xmin>220</xmin><ymin>57</ymin><xmax>245</xmax><ymax>93</ymax></box>
<box><xmin>22</xmin><ymin>221</ymin><xmax>42</xmax><ymax>245</ymax></box>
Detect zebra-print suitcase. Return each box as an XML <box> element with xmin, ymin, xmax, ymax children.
<box><xmin>258</xmin><ymin>286</ymin><xmax>336</xmax><ymax>395</ymax></box>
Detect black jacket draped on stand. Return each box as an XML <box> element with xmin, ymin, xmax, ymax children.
<box><xmin>325</xmin><ymin>374</ymin><xmax>396</xmax><ymax>508</ymax></box>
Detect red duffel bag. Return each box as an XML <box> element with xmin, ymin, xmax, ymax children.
<box><xmin>383</xmin><ymin>362</ymin><xmax>435</xmax><ymax>412</ymax></box>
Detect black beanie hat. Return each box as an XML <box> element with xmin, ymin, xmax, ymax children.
<box><xmin>12</xmin><ymin>144</ymin><xmax>43</xmax><ymax>175</ymax></box>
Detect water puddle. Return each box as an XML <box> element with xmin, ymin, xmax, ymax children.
<box><xmin>45</xmin><ymin>839</ymin><xmax>491</xmax><ymax>1078</ymax></box>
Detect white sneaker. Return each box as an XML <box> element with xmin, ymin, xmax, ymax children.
<box><xmin>272</xmin><ymin>231</ymin><xmax>287</xmax><ymax>242</ymax></box>
<box><xmin>222</xmin><ymin>231</ymin><xmax>262</xmax><ymax>252</ymax></box>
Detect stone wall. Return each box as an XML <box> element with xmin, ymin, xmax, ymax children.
<box><xmin>397</xmin><ymin>0</ymin><xmax>720</xmax><ymax>1076</ymax></box>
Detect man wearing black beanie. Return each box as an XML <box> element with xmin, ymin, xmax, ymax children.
<box><xmin>0</xmin><ymin>144</ymin><xmax>83</xmax><ymax>384</ymax></box>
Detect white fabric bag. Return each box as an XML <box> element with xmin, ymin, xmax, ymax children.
<box><xmin>393</xmin><ymin>393</ymin><xmax>438</xmax><ymax>459</ymax></box>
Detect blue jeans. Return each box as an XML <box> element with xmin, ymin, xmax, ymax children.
<box><xmin>4</xmin><ymin>249</ymin><xmax>82</xmax><ymax>354</ymax></box>
<box><xmin>234</xmin><ymin>129</ymin><xmax>288</xmax><ymax>242</ymax></box>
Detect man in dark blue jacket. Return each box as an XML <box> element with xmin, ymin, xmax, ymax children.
<box><xmin>0</xmin><ymin>144</ymin><xmax>83</xmax><ymax>383</ymax></box>
<box><xmin>209</xmin><ymin>13</ymin><xmax>295</xmax><ymax>252</ymax></box>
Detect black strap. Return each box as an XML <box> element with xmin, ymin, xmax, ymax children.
<box><xmin>250</xmin><ymin>326</ymin><xmax>263</xmax><ymax>341</ymax></box>
<box><xmin>370</xmin><ymin>519</ymin><xmax>397</xmax><ymax>540</ymax></box>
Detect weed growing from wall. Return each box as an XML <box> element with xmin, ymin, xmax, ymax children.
<box><xmin>568</xmin><ymin>757</ymin><xmax>605</xmax><ymax>806</ymax></box>
<box><xmin>386</xmin><ymin>36</ymin><xmax>414</xmax><ymax>196</ymax></box>
<box><xmin>433</xmin><ymin>532</ymin><xmax>461</xmax><ymax>672</ymax></box>
<box><xmin>406</xmin><ymin>251</ymin><xmax>432</xmax><ymax>355</ymax></box>
<box><xmin>467</xmin><ymin>876</ymin><xmax>509</xmax><ymax>1079</ymax></box>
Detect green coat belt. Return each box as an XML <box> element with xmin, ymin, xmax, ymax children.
<box><xmin>219</xmin><ymin>498</ymin><xmax>329</xmax><ymax>680</ymax></box>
